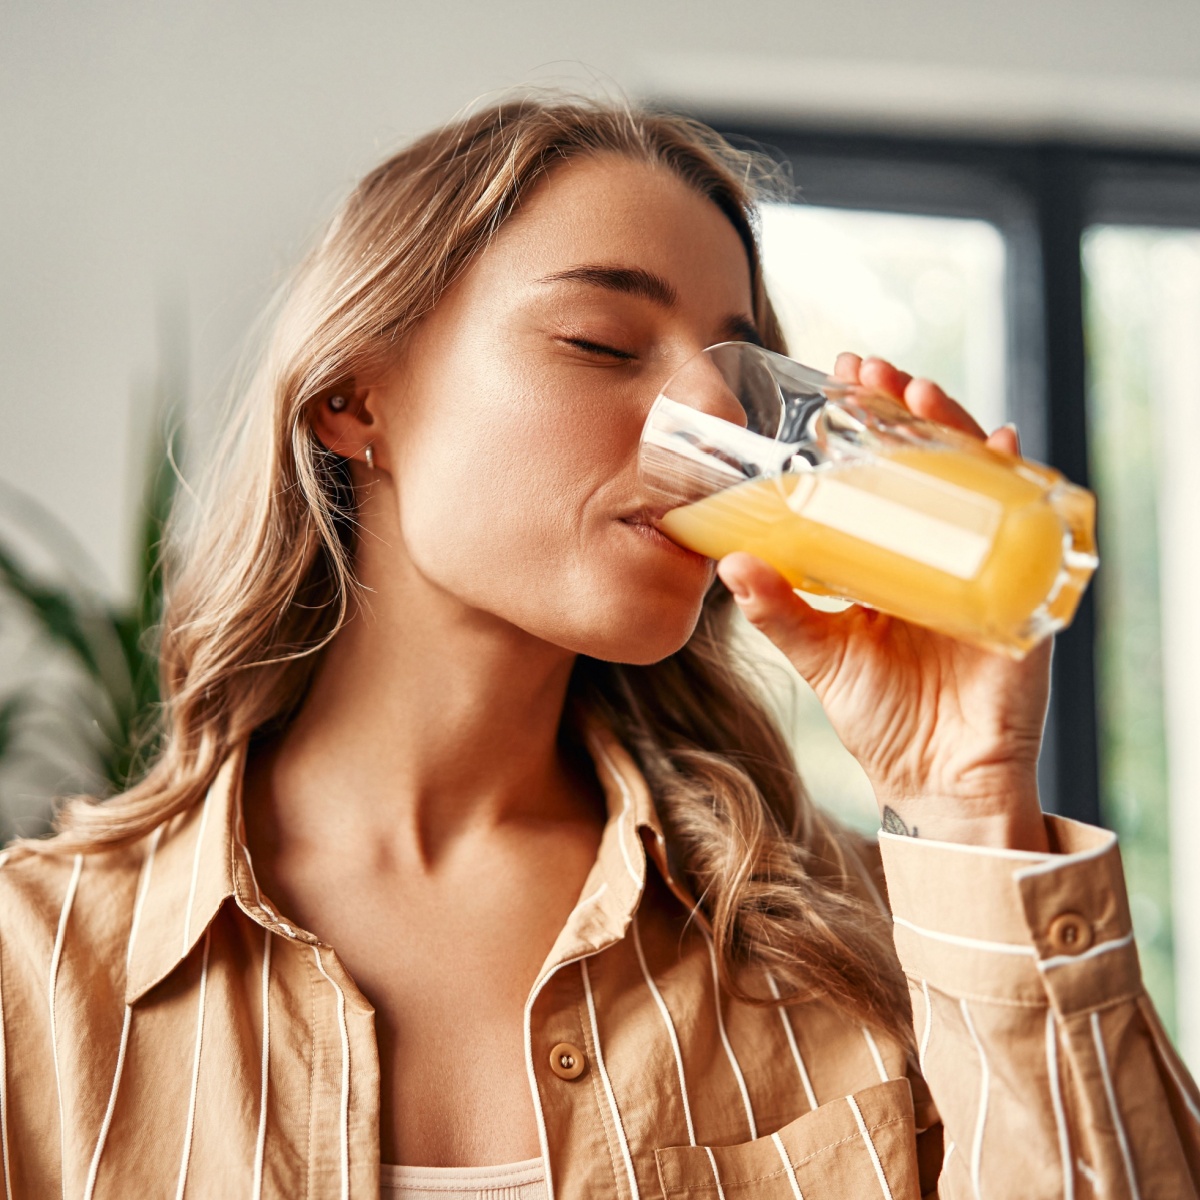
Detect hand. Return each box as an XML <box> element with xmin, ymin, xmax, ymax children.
<box><xmin>717</xmin><ymin>354</ymin><xmax>1052</xmax><ymax>852</ymax></box>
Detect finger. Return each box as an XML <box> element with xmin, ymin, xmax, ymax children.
<box><xmin>858</xmin><ymin>356</ymin><xmax>913</xmax><ymax>401</ymax></box>
<box><xmin>986</xmin><ymin>423</ymin><xmax>1021</xmax><ymax>456</ymax></box>
<box><xmin>717</xmin><ymin>552</ymin><xmax>844</xmax><ymax>684</ymax></box>
<box><xmin>903</xmin><ymin>377</ymin><xmax>987</xmax><ymax>440</ymax></box>
<box><xmin>833</xmin><ymin>352</ymin><xmax>863</xmax><ymax>382</ymax></box>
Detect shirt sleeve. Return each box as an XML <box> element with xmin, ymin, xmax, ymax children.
<box><xmin>877</xmin><ymin>814</ymin><xmax>1200</xmax><ymax>1199</ymax></box>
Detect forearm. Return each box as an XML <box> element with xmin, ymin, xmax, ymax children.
<box><xmin>879</xmin><ymin>815</ymin><xmax>1200</xmax><ymax>1198</ymax></box>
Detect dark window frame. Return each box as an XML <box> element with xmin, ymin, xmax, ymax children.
<box><xmin>710</xmin><ymin>122</ymin><xmax>1200</xmax><ymax>825</ymax></box>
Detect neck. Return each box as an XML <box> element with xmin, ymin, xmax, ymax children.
<box><xmin>250</xmin><ymin>527</ymin><xmax>593</xmax><ymax>866</ymax></box>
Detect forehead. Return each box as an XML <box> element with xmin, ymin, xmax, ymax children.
<box><xmin>479</xmin><ymin>153</ymin><xmax>754</xmax><ymax>308</ymax></box>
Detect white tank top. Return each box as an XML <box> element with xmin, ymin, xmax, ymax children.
<box><xmin>379</xmin><ymin>1157</ymin><xmax>548</xmax><ymax>1200</ymax></box>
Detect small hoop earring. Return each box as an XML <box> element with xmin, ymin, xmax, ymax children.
<box><xmin>364</xmin><ymin>444</ymin><xmax>375</xmax><ymax>470</ymax></box>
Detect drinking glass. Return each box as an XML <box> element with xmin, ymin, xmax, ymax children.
<box><xmin>638</xmin><ymin>342</ymin><xmax>1098</xmax><ymax>656</ymax></box>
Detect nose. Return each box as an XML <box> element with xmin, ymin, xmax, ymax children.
<box><xmin>689</xmin><ymin>354</ymin><xmax>750</xmax><ymax>429</ymax></box>
<box><xmin>659</xmin><ymin>346</ymin><xmax>751</xmax><ymax>431</ymax></box>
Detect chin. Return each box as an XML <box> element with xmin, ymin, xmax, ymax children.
<box><xmin>553</xmin><ymin>598</ymin><xmax>707</xmax><ymax>665</ymax></box>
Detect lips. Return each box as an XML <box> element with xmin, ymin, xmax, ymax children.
<box><xmin>619</xmin><ymin>507</ymin><xmax>712</xmax><ymax>568</ymax></box>
<box><xmin>620</xmin><ymin>504</ymin><xmax>673</xmax><ymax>528</ymax></box>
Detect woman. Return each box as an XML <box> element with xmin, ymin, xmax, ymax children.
<box><xmin>1</xmin><ymin>95</ymin><xmax>1196</xmax><ymax>1199</ymax></box>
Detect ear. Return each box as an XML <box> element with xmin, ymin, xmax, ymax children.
<box><xmin>309</xmin><ymin>383</ymin><xmax>377</xmax><ymax>466</ymax></box>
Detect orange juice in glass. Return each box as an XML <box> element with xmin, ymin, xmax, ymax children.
<box><xmin>639</xmin><ymin>343</ymin><xmax>1097</xmax><ymax>657</ymax></box>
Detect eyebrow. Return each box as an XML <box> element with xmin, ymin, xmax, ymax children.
<box><xmin>537</xmin><ymin>264</ymin><xmax>678</xmax><ymax>307</ymax></box>
<box><xmin>536</xmin><ymin>262</ymin><xmax>763</xmax><ymax>345</ymax></box>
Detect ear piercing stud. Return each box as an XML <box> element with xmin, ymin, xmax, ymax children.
<box><xmin>326</xmin><ymin>393</ymin><xmax>372</xmax><ymax>469</ymax></box>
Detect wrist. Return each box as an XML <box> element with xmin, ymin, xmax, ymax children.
<box><xmin>874</xmin><ymin>779</ymin><xmax>1049</xmax><ymax>852</ymax></box>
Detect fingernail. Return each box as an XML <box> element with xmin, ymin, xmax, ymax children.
<box><xmin>1001</xmin><ymin>421</ymin><xmax>1022</xmax><ymax>453</ymax></box>
<box><xmin>724</xmin><ymin>577</ymin><xmax>750</xmax><ymax>601</ymax></box>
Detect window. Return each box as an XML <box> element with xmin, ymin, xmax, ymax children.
<box><xmin>759</xmin><ymin>204</ymin><xmax>1007</xmax><ymax>433</ymax></box>
<box><xmin>717</xmin><ymin>123</ymin><xmax>1200</xmax><ymax>1068</ymax></box>
<box><xmin>1083</xmin><ymin>222</ymin><xmax>1200</xmax><ymax>1062</ymax></box>
<box><xmin>738</xmin><ymin>203</ymin><xmax>1009</xmax><ymax>836</ymax></box>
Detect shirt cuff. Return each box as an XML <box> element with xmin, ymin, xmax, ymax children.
<box><xmin>877</xmin><ymin>815</ymin><xmax>1141</xmax><ymax>1014</ymax></box>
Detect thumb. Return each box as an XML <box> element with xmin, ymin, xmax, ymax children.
<box><xmin>717</xmin><ymin>552</ymin><xmax>846</xmax><ymax>686</ymax></box>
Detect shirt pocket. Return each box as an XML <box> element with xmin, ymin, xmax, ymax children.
<box><xmin>653</xmin><ymin>1078</ymin><xmax>920</xmax><ymax>1199</ymax></box>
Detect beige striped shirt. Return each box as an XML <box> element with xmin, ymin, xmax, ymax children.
<box><xmin>0</xmin><ymin>727</ymin><xmax>1197</xmax><ymax>1197</ymax></box>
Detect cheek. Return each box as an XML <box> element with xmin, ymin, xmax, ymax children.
<box><xmin>387</xmin><ymin>345</ymin><xmax>711</xmax><ymax>658</ymax></box>
<box><xmin>392</xmin><ymin>384</ymin><xmax>611</xmax><ymax>591</ymax></box>
<box><xmin>393</xmin><ymin>423</ymin><xmax>711</xmax><ymax>660</ymax></box>
<box><xmin>394</xmin><ymin>348</ymin><xmax>633</xmax><ymax>566</ymax></box>
<box><xmin>399</xmin><ymin>445</ymin><xmax>576</xmax><ymax>572</ymax></box>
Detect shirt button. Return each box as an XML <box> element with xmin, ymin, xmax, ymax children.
<box><xmin>1046</xmin><ymin>912</ymin><xmax>1093</xmax><ymax>954</ymax></box>
<box><xmin>549</xmin><ymin>1042</ymin><xmax>587</xmax><ymax>1081</ymax></box>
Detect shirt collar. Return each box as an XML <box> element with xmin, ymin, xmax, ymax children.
<box><xmin>124</xmin><ymin>745</ymin><xmax>243</xmax><ymax>1004</ymax></box>
<box><xmin>125</xmin><ymin>721</ymin><xmax>699</xmax><ymax>1006</ymax></box>
<box><xmin>583</xmin><ymin>724</ymin><xmax>702</xmax><ymax>919</ymax></box>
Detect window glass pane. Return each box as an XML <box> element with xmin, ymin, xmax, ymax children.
<box><xmin>1083</xmin><ymin>225</ymin><xmax>1200</xmax><ymax>1069</ymax></box>
<box><xmin>759</xmin><ymin>204</ymin><xmax>1008</xmax><ymax>433</ymax></box>
<box><xmin>742</xmin><ymin>204</ymin><xmax>1009</xmax><ymax>835</ymax></box>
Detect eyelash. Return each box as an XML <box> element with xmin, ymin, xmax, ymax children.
<box><xmin>564</xmin><ymin>337</ymin><xmax>636</xmax><ymax>361</ymax></box>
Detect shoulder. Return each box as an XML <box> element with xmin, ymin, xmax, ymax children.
<box><xmin>0</xmin><ymin>834</ymin><xmax>151</xmax><ymax>987</ymax></box>
<box><xmin>0</xmin><ymin>833</ymin><xmax>147</xmax><ymax>910</ymax></box>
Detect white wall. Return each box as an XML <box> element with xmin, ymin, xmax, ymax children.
<box><xmin>2</xmin><ymin>0</ymin><xmax>1199</xmax><ymax>600</ymax></box>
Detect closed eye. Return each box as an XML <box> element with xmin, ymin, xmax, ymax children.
<box><xmin>562</xmin><ymin>337</ymin><xmax>636</xmax><ymax>361</ymax></box>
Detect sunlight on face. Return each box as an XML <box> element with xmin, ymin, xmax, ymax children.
<box><xmin>372</xmin><ymin>153</ymin><xmax>758</xmax><ymax>664</ymax></box>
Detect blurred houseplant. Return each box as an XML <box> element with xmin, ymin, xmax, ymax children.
<box><xmin>0</xmin><ymin>405</ymin><xmax>181</xmax><ymax>843</ymax></box>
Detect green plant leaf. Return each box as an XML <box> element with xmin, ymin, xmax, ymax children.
<box><xmin>0</xmin><ymin>503</ymin><xmax>141</xmax><ymax>798</ymax></box>
<box><xmin>0</xmin><ymin>692</ymin><xmax>27</xmax><ymax>760</ymax></box>
<box><xmin>0</xmin><ymin>544</ymin><xmax>105</xmax><ymax>680</ymax></box>
<box><xmin>0</xmin><ymin>347</ymin><xmax>186</xmax><ymax>815</ymax></box>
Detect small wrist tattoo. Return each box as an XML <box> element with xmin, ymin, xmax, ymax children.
<box><xmin>882</xmin><ymin>806</ymin><xmax>918</xmax><ymax>837</ymax></box>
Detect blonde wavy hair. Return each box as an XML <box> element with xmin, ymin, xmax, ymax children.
<box><xmin>26</xmin><ymin>94</ymin><xmax>912</xmax><ymax>1046</ymax></box>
